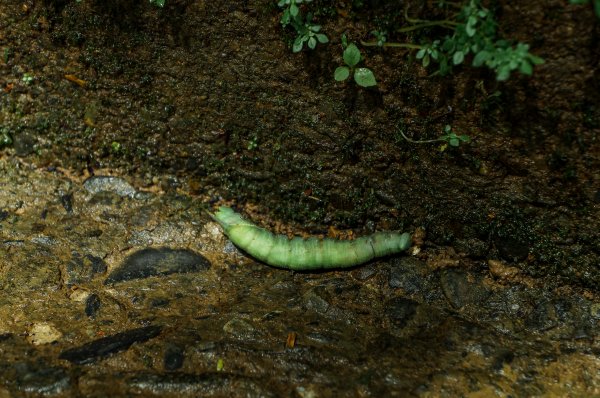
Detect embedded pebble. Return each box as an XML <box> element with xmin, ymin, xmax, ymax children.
<box><xmin>83</xmin><ymin>176</ymin><xmax>137</xmax><ymax>198</ymax></box>
<box><xmin>59</xmin><ymin>325</ymin><xmax>162</xmax><ymax>365</ymax></box>
<box><xmin>27</xmin><ymin>322</ymin><xmax>62</xmax><ymax>346</ymax></box>
<box><xmin>1</xmin><ymin>362</ymin><xmax>71</xmax><ymax>396</ymax></box>
<box><xmin>440</xmin><ymin>269</ymin><xmax>490</xmax><ymax>309</ymax></box>
<box><xmin>104</xmin><ymin>247</ymin><xmax>211</xmax><ymax>284</ymax></box>
<box><xmin>84</xmin><ymin>294</ymin><xmax>101</xmax><ymax>318</ymax></box>
<box><xmin>222</xmin><ymin>318</ymin><xmax>257</xmax><ymax>339</ymax></box>
<box><xmin>121</xmin><ymin>372</ymin><xmax>273</xmax><ymax>397</ymax></box>
<box><xmin>163</xmin><ymin>344</ymin><xmax>185</xmax><ymax>371</ymax></box>
<box><xmin>385</xmin><ymin>297</ymin><xmax>418</xmax><ymax>328</ymax></box>
<box><xmin>64</xmin><ymin>252</ymin><xmax>107</xmax><ymax>287</ymax></box>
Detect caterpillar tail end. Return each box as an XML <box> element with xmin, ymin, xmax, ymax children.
<box><xmin>207</xmin><ymin>206</ymin><xmax>249</xmax><ymax>230</ymax></box>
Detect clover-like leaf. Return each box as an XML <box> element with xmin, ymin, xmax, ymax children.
<box><xmin>334</xmin><ymin>66</ymin><xmax>350</xmax><ymax>81</ymax></box>
<box><xmin>354</xmin><ymin>67</ymin><xmax>377</xmax><ymax>87</ymax></box>
<box><xmin>343</xmin><ymin>44</ymin><xmax>361</xmax><ymax>67</ymax></box>
<box><xmin>316</xmin><ymin>34</ymin><xmax>329</xmax><ymax>44</ymax></box>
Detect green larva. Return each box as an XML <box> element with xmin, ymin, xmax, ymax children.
<box><xmin>209</xmin><ymin>206</ymin><xmax>411</xmax><ymax>270</ymax></box>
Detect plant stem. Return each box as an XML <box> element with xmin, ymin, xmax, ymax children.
<box><xmin>360</xmin><ymin>41</ymin><xmax>424</xmax><ymax>49</ymax></box>
<box><xmin>399</xmin><ymin>130</ymin><xmax>443</xmax><ymax>144</ymax></box>
<box><xmin>396</xmin><ymin>20</ymin><xmax>458</xmax><ymax>33</ymax></box>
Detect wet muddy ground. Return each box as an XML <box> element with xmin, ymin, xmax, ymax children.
<box><xmin>1</xmin><ymin>155</ymin><xmax>599</xmax><ymax>396</ymax></box>
<box><xmin>1</xmin><ymin>0</ymin><xmax>599</xmax><ymax>396</ymax></box>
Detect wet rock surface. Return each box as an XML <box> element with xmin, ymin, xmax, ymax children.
<box><xmin>105</xmin><ymin>247</ymin><xmax>211</xmax><ymax>285</ymax></box>
<box><xmin>0</xmin><ymin>157</ymin><xmax>598</xmax><ymax>396</ymax></box>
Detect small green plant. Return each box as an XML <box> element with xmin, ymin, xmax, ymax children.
<box><xmin>110</xmin><ymin>141</ymin><xmax>122</xmax><ymax>154</ymax></box>
<box><xmin>278</xmin><ymin>0</ymin><xmax>329</xmax><ymax>52</ymax></box>
<box><xmin>363</xmin><ymin>0</ymin><xmax>543</xmax><ymax>81</ymax></box>
<box><xmin>247</xmin><ymin>136</ymin><xmax>258</xmax><ymax>150</ymax></box>
<box><xmin>569</xmin><ymin>0</ymin><xmax>600</xmax><ymax>18</ymax></box>
<box><xmin>21</xmin><ymin>73</ymin><xmax>34</xmax><ymax>85</ymax></box>
<box><xmin>370</xmin><ymin>30</ymin><xmax>387</xmax><ymax>47</ymax></box>
<box><xmin>399</xmin><ymin>124</ymin><xmax>471</xmax><ymax>150</ymax></box>
<box><xmin>149</xmin><ymin>0</ymin><xmax>165</xmax><ymax>6</ymax></box>
<box><xmin>334</xmin><ymin>36</ymin><xmax>377</xmax><ymax>87</ymax></box>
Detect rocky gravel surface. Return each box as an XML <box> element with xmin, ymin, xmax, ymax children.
<box><xmin>0</xmin><ymin>156</ymin><xmax>598</xmax><ymax>397</ymax></box>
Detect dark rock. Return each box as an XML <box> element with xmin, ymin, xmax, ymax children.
<box><xmin>65</xmin><ymin>252</ymin><xmax>107</xmax><ymax>286</ymax></box>
<box><xmin>59</xmin><ymin>325</ymin><xmax>162</xmax><ymax>365</ymax></box>
<box><xmin>60</xmin><ymin>193</ymin><xmax>74</xmax><ymax>213</ymax></box>
<box><xmin>440</xmin><ymin>269</ymin><xmax>491</xmax><ymax>309</ymax></box>
<box><xmin>454</xmin><ymin>238</ymin><xmax>488</xmax><ymax>258</ymax></box>
<box><xmin>525</xmin><ymin>300</ymin><xmax>557</xmax><ymax>332</ymax></box>
<box><xmin>0</xmin><ymin>362</ymin><xmax>71</xmax><ymax>396</ymax></box>
<box><xmin>385</xmin><ymin>297</ymin><xmax>418</xmax><ymax>328</ymax></box>
<box><xmin>491</xmin><ymin>350</ymin><xmax>515</xmax><ymax>372</ymax></box>
<box><xmin>388</xmin><ymin>258</ymin><xmax>428</xmax><ymax>296</ymax></box>
<box><xmin>151</xmin><ymin>298</ymin><xmax>170</xmax><ymax>308</ymax></box>
<box><xmin>85</xmin><ymin>294</ymin><xmax>101</xmax><ymax>318</ymax></box>
<box><xmin>302</xmin><ymin>289</ymin><xmax>330</xmax><ymax>314</ymax></box>
<box><xmin>124</xmin><ymin>372</ymin><xmax>272</xmax><ymax>397</ymax></box>
<box><xmin>105</xmin><ymin>247</ymin><xmax>211</xmax><ymax>284</ymax></box>
<box><xmin>164</xmin><ymin>344</ymin><xmax>185</xmax><ymax>371</ymax></box>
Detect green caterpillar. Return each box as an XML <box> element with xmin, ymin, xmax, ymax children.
<box><xmin>209</xmin><ymin>206</ymin><xmax>411</xmax><ymax>270</ymax></box>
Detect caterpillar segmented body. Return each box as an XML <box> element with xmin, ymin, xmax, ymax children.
<box><xmin>209</xmin><ymin>206</ymin><xmax>411</xmax><ymax>270</ymax></box>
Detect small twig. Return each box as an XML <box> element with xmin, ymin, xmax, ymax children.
<box><xmin>360</xmin><ymin>41</ymin><xmax>424</xmax><ymax>49</ymax></box>
<box><xmin>398</xmin><ymin>130</ymin><xmax>442</xmax><ymax>144</ymax></box>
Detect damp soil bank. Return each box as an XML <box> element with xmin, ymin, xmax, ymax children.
<box><xmin>0</xmin><ymin>0</ymin><xmax>599</xmax><ymax>396</ymax></box>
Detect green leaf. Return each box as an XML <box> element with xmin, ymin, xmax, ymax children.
<box><xmin>292</xmin><ymin>37</ymin><xmax>304</xmax><ymax>52</ymax></box>
<box><xmin>422</xmin><ymin>54</ymin><xmax>430</xmax><ymax>67</ymax></box>
<box><xmin>343</xmin><ymin>44</ymin><xmax>361</xmax><ymax>67</ymax></box>
<box><xmin>308</xmin><ymin>36</ymin><xmax>316</xmax><ymax>49</ymax></box>
<box><xmin>310</xmin><ymin>24</ymin><xmax>321</xmax><ymax>32</ymax></box>
<box><xmin>354</xmin><ymin>68</ymin><xmax>377</xmax><ymax>87</ymax></box>
<box><xmin>316</xmin><ymin>33</ymin><xmax>329</xmax><ymax>43</ymax></box>
<box><xmin>449</xmin><ymin>137</ymin><xmax>460</xmax><ymax>147</ymax></box>
<box><xmin>519</xmin><ymin>60</ymin><xmax>533</xmax><ymax>75</ymax></box>
<box><xmin>453</xmin><ymin>51</ymin><xmax>465</xmax><ymax>65</ymax></box>
<box><xmin>290</xmin><ymin>3</ymin><xmax>299</xmax><ymax>16</ymax></box>
<box><xmin>472</xmin><ymin>50</ymin><xmax>490</xmax><ymax>67</ymax></box>
<box><xmin>334</xmin><ymin>66</ymin><xmax>350</xmax><ymax>81</ymax></box>
<box><xmin>459</xmin><ymin>135</ymin><xmax>471</xmax><ymax>143</ymax></box>
<box><xmin>496</xmin><ymin>65</ymin><xmax>511</xmax><ymax>81</ymax></box>
<box><xmin>280</xmin><ymin>10</ymin><xmax>291</xmax><ymax>26</ymax></box>
<box><xmin>341</xmin><ymin>33</ymin><xmax>348</xmax><ymax>48</ymax></box>
<box><xmin>466</xmin><ymin>16</ymin><xmax>477</xmax><ymax>36</ymax></box>
<box><xmin>529</xmin><ymin>54</ymin><xmax>545</xmax><ymax>65</ymax></box>
<box><xmin>416</xmin><ymin>48</ymin><xmax>426</xmax><ymax>59</ymax></box>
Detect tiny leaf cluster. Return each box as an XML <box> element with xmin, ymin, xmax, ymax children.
<box><xmin>415</xmin><ymin>0</ymin><xmax>544</xmax><ymax>81</ymax></box>
<box><xmin>278</xmin><ymin>0</ymin><xmax>329</xmax><ymax>52</ymax></box>
<box><xmin>334</xmin><ymin>36</ymin><xmax>377</xmax><ymax>87</ymax></box>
